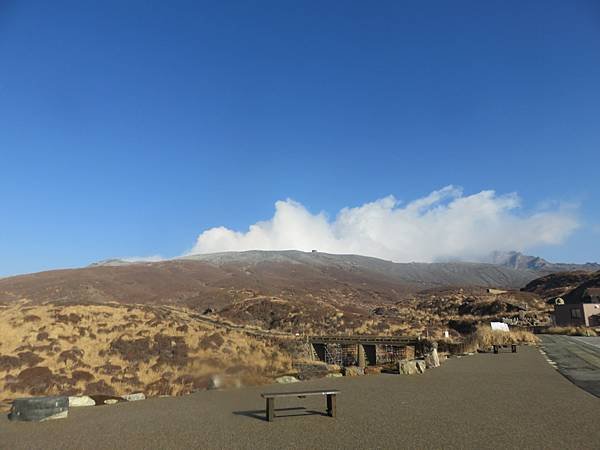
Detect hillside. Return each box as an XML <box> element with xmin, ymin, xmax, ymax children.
<box><xmin>0</xmin><ymin>251</ymin><xmax>544</xmax><ymax>314</ymax></box>
<box><xmin>521</xmin><ymin>270</ymin><xmax>600</xmax><ymax>303</ymax></box>
<box><xmin>0</xmin><ymin>250</ymin><xmax>554</xmax><ymax>337</ymax></box>
<box><xmin>0</xmin><ymin>250</ymin><xmax>560</xmax><ymax>404</ymax></box>
<box><xmin>0</xmin><ymin>302</ymin><xmax>296</xmax><ymax>409</ymax></box>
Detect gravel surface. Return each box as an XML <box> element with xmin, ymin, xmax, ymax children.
<box><xmin>1</xmin><ymin>346</ymin><xmax>598</xmax><ymax>449</ymax></box>
<box><xmin>539</xmin><ymin>334</ymin><xmax>600</xmax><ymax>397</ymax></box>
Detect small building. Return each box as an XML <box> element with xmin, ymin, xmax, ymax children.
<box><xmin>554</xmin><ymin>303</ymin><xmax>600</xmax><ymax>327</ymax></box>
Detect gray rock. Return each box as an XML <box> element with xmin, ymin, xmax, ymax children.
<box><xmin>69</xmin><ymin>396</ymin><xmax>96</xmax><ymax>407</ymax></box>
<box><xmin>424</xmin><ymin>348</ymin><xmax>441</xmax><ymax>369</ymax></box>
<box><xmin>343</xmin><ymin>366</ymin><xmax>364</xmax><ymax>376</ymax></box>
<box><xmin>123</xmin><ymin>393</ymin><xmax>145</xmax><ymax>402</ymax></box>
<box><xmin>208</xmin><ymin>375</ymin><xmax>223</xmax><ymax>390</ymax></box>
<box><xmin>399</xmin><ymin>360</ymin><xmax>426</xmax><ymax>375</ymax></box>
<box><xmin>399</xmin><ymin>360</ymin><xmax>417</xmax><ymax>375</ymax></box>
<box><xmin>275</xmin><ymin>376</ymin><xmax>300</xmax><ymax>384</ymax></box>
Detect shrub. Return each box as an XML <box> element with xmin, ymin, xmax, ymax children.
<box><xmin>544</xmin><ymin>326</ymin><xmax>597</xmax><ymax>337</ymax></box>
<box><xmin>466</xmin><ymin>325</ymin><xmax>539</xmax><ymax>351</ymax></box>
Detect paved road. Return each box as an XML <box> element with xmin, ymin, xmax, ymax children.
<box><xmin>539</xmin><ymin>334</ymin><xmax>600</xmax><ymax>398</ymax></box>
<box><xmin>1</xmin><ymin>346</ymin><xmax>598</xmax><ymax>449</ymax></box>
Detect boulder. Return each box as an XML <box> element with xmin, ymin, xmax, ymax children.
<box><xmin>343</xmin><ymin>366</ymin><xmax>364</xmax><ymax>377</ymax></box>
<box><xmin>399</xmin><ymin>360</ymin><xmax>426</xmax><ymax>375</ymax></box>
<box><xmin>275</xmin><ymin>376</ymin><xmax>300</xmax><ymax>384</ymax></box>
<box><xmin>68</xmin><ymin>396</ymin><xmax>96</xmax><ymax>407</ymax></box>
<box><xmin>123</xmin><ymin>393</ymin><xmax>145</xmax><ymax>402</ymax></box>
<box><xmin>424</xmin><ymin>348</ymin><xmax>440</xmax><ymax>369</ymax></box>
<box><xmin>293</xmin><ymin>362</ymin><xmax>330</xmax><ymax>380</ymax></box>
<box><xmin>207</xmin><ymin>375</ymin><xmax>223</xmax><ymax>390</ymax></box>
<box><xmin>364</xmin><ymin>366</ymin><xmax>382</xmax><ymax>375</ymax></box>
<box><xmin>104</xmin><ymin>399</ymin><xmax>119</xmax><ymax>405</ymax></box>
<box><xmin>399</xmin><ymin>360</ymin><xmax>417</xmax><ymax>375</ymax></box>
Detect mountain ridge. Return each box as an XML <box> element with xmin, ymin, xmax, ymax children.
<box><xmin>1</xmin><ymin>250</ymin><xmax>544</xmax><ymax>309</ymax></box>
<box><xmin>488</xmin><ymin>250</ymin><xmax>600</xmax><ymax>273</ymax></box>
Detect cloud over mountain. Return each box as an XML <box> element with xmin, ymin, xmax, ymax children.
<box><xmin>188</xmin><ymin>186</ymin><xmax>579</xmax><ymax>263</ymax></box>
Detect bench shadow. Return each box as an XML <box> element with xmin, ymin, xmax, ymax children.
<box><xmin>233</xmin><ymin>407</ymin><xmax>328</xmax><ymax>422</ymax></box>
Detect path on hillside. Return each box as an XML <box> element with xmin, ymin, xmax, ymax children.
<box><xmin>159</xmin><ymin>305</ymin><xmax>297</xmax><ymax>339</ymax></box>
<box><xmin>1</xmin><ymin>346</ymin><xmax>598</xmax><ymax>449</ymax></box>
<box><xmin>539</xmin><ymin>334</ymin><xmax>600</xmax><ymax>397</ymax></box>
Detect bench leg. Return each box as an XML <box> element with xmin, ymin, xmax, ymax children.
<box><xmin>266</xmin><ymin>398</ymin><xmax>275</xmax><ymax>422</ymax></box>
<box><xmin>511</xmin><ymin>344</ymin><xmax>517</xmax><ymax>353</ymax></box>
<box><xmin>326</xmin><ymin>394</ymin><xmax>336</xmax><ymax>418</ymax></box>
<box><xmin>493</xmin><ymin>345</ymin><xmax>498</xmax><ymax>354</ymax></box>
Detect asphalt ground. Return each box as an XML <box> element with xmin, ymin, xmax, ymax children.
<box><xmin>1</xmin><ymin>346</ymin><xmax>598</xmax><ymax>450</ymax></box>
<box><xmin>539</xmin><ymin>334</ymin><xmax>600</xmax><ymax>398</ymax></box>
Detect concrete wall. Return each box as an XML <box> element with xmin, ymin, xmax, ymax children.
<box><xmin>582</xmin><ymin>304</ymin><xmax>600</xmax><ymax>326</ymax></box>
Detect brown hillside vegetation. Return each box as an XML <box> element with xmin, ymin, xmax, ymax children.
<box><xmin>521</xmin><ymin>270</ymin><xmax>600</xmax><ymax>303</ymax></box>
<box><xmin>0</xmin><ymin>301</ymin><xmax>297</xmax><ymax>410</ymax></box>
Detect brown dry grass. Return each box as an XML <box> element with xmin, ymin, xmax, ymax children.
<box><xmin>464</xmin><ymin>326</ymin><xmax>539</xmax><ymax>352</ymax></box>
<box><xmin>0</xmin><ymin>302</ymin><xmax>295</xmax><ymax>409</ymax></box>
<box><xmin>544</xmin><ymin>326</ymin><xmax>597</xmax><ymax>337</ymax></box>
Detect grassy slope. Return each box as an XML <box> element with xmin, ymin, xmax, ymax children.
<box><xmin>0</xmin><ymin>302</ymin><xmax>295</xmax><ymax>410</ymax></box>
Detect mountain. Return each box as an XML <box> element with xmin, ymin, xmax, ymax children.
<box><xmin>0</xmin><ymin>250</ymin><xmax>541</xmax><ymax>313</ymax></box>
<box><xmin>488</xmin><ymin>251</ymin><xmax>600</xmax><ymax>273</ymax></box>
<box><xmin>180</xmin><ymin>250</ymin><xmax>542</xmax><ymax>288</ymax></box>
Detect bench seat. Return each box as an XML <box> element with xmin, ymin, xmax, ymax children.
<box><xmin>260</xmin><ymin>390</ymin><xmax>340</xmax><ymax>421</ymax></box>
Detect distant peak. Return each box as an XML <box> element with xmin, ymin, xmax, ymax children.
<box><xmin>488</xmin><ymin>250</ymin><xmax>599</xmax><ymax>272</ymax></box>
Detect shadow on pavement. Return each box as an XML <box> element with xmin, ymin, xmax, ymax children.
<box><xmin>233</xmin><ymin>406</ymin><xmax>328</xmax><ymax>422</ymax></box>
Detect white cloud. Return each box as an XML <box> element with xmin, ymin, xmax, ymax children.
<box><xmin>187</xmin><ymin>186</ymin><xmax>579</xmax><ymax>262</ymax></box>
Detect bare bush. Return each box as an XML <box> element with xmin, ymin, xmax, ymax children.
<box><xmin>544</xmin><ymin>326</ymin><xmax>597</xmax><ymax>337</ymax></box>
<box><xmin>465</xmin><ymin>326</ymin><xmax>539</xmax><ymax>352</ymax></box>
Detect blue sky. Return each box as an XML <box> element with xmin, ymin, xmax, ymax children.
<box><xmin>1</xmin><ymin>1</ymin><xmax>599</xmax><ymax>276</ymax></box>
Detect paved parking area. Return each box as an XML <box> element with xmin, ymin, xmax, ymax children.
<box><xmin>539</xmin><ymin>334</ymin><xmax>600</xmax><ymax>397</ymax></box>
<box><xmin>1</xmin><ymin>346</ymin><xmax>598</xmax><ymax>449</ymax></box>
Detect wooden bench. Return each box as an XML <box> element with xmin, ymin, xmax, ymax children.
<box><xmin>493</xmin><ymin>344</ymin><xmax>517</xmax><ymax>353</ymax></box>
<box><xmin>260</xmin><ymin>390</ymin><xmax>340</xmax><ymax>422</ymax></box>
